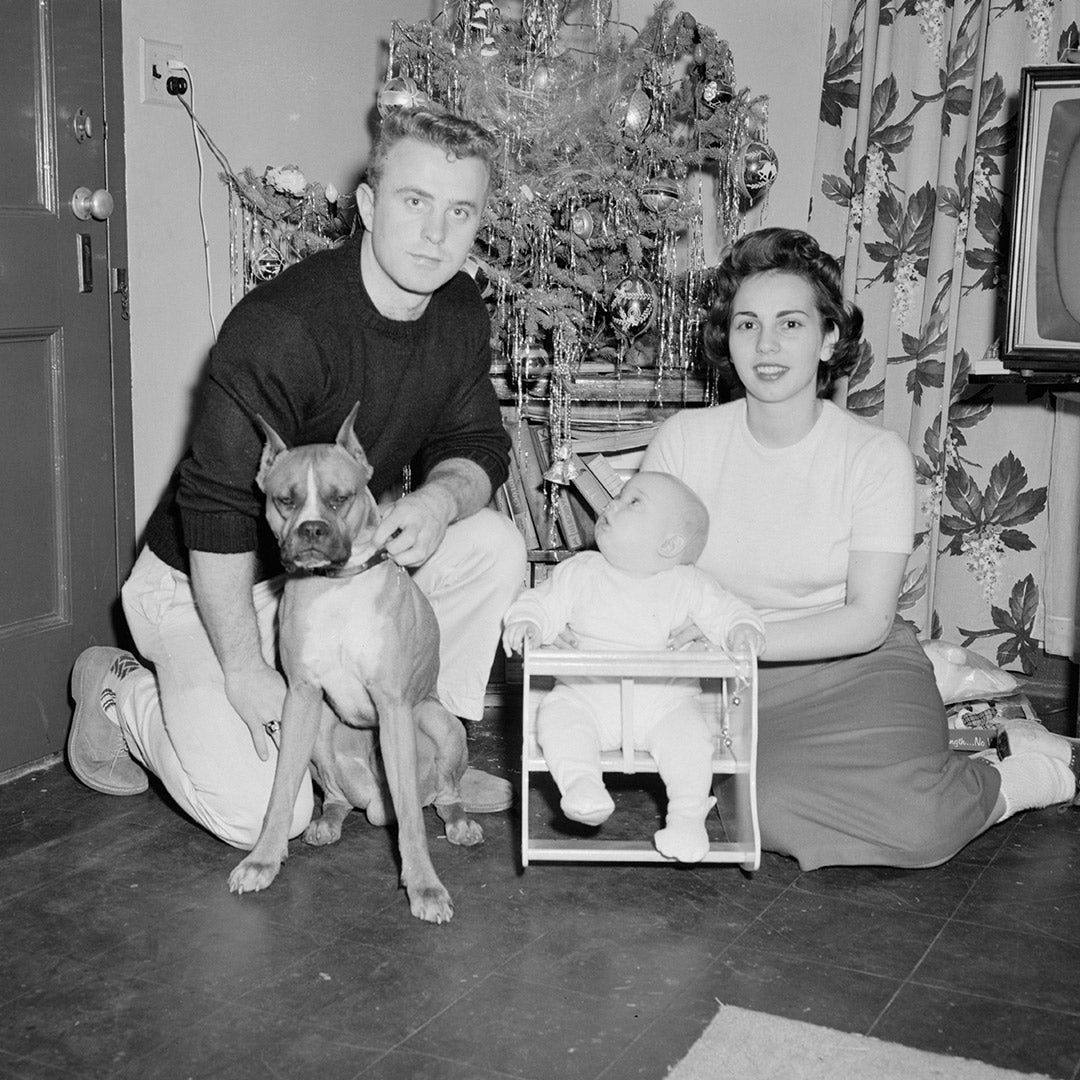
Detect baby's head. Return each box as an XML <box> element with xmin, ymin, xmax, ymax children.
<box><xmin>594</xmin><ymin>471</ymin><xmax>709</xmax><ymax>575</ymax></box>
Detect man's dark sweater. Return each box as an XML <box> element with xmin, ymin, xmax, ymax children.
<box><xmin>143</xmin><ymin>233</ymin><xmax>510</xmax><ymax>581</ymax></box>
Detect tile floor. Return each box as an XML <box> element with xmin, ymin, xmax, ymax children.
<box><xmin>1</xmin><ymin>659</ymin><xmax>1078</xmax><ymax>1080</ymax></box>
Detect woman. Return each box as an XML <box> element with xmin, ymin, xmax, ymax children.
<box><xmin>642</xmin><ymin>227</ymin><xmax>1078</xmax><ymax>868</ymax></box>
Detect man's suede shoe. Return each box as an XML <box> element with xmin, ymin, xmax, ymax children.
<box><xmin>68</xmin><ymin>647</ymin><xmax>148</xmax><ymax>796</ymax></box>
<box><xmin>459</xmin><ymin>767</ymin><xmax>512</xmax><ymax>813</ymax></box>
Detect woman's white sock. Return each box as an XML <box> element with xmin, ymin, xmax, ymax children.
<box><xmin>992</xmin><ymin>753</ymin><xmax>1077</xmax><ymax>820</ymax></box>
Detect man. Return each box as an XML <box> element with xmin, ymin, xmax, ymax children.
<box><xmin>68</xmin><ymin>108</ymin><xmax>525</xmax><ymax>848</ymax></box>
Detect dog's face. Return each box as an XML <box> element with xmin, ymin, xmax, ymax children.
<box><xmin>256</xmin><ymin>402</ymin><xmax>377</xmax><ymax>572</ymax></box>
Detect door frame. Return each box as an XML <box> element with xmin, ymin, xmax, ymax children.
<box><xmin>102</xmin><ymin>0</ymin><xmax>136</xmax><ymax>594</ymax></box>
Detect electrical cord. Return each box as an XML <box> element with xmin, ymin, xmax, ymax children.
<box><xmin>166</xmin><ymin>60</ymin><xmax>229</xmax><ymax>341</ymax></box>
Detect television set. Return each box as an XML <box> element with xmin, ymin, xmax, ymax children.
<box><xmin>1003</xmin><ymin>64</ymin><xmax>1080</xmax><ymax>376</ymax></box>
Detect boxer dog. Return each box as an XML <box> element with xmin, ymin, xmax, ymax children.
<box><xmin>228</xmin><ymin>403</ymin><xmax>483</xmax><ymax>923</ymax></box>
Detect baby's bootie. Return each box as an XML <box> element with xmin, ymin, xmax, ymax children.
<box><xmin>560</xmin><ymin>776</ymin><xmax>615</xmax><ymax>826</ymax></box>
<box><xmin>654</xmin><ymin>796</ymin><xmax>716</xmax><ymax>863</ymax></box>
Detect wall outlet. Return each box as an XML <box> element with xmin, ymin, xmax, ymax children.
<box><xmin>140</xmin><ymin>38</ymin><xmax>182</xmax><ymax>105</ymax></box>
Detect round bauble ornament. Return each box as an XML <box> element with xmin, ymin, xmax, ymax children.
<box><xmin>530</xmin><ymin>62</ymin><xmax>553</xmax><ymax>92</ymax></box>
<box><xmin>252</xmin><ymin>244</ymin><xmax>284</xmax><ymax>281</ymax></box>
<box><xmin>610</xmin><ymin>275</ymin><xmax>657</xmax><ymax>340</ymax></box>
<box><xmin>570</xmin><ymin>206</ymin><xmax>594</xmax><ymax>239</ymax></box>
<box><xmin>641</xmin><ymin>177</ymin><xmax>681</xmax><ymax>214</ymax></box>
<box><xmin>611</xmin><ymin>88</ymin><xmax>652</xmax><ymax>137</ymax></box>
<box><xmin>738</xmin><ymin>139</ymin><xmax>779</xmax><ymax>200</ymax></box>
<box><xmin>377</xmin><ymin>76</ymin><xmax>429</xmax><ymax>116</ymax></box>
<box><xmin>623</xmin><ymin>88</ymin><xmax>652</xmax><ymax>136</ymax></box>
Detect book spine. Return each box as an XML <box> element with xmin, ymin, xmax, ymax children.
<box><xmin>584</xmin><ymin>453</ymin><xmax>625</xmax><ymax>497</ymax></box>
<box><xmin>569</xmin><ymin>453</ymin><xmax>613</xmax><ymax>514</ymax></box>
<box><xmin>503</xmin><ymin>453</ymin><xmax>540</xmax><ymax>550</ymax></box>
<box><xmin>520</xmin><ymin>422</ymin><xmax>559</xmax><ymax>549</ymax></box>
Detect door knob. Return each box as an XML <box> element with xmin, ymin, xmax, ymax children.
<box><xmin>71</xmin><ymin>187</ymin><xmax>114</xmax><ymax>221</ymax></box>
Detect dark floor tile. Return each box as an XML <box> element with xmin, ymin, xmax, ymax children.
<box><xmin>952</xmin><ymin>836</ymin><xmax>1079</xmax><ymax>941</ymax></box>
<box><xmin>234</xmin><ymin>936</ymin><xmax>485</xmax><ymax>1050</ymax></box>
<box><xmin>788</xmin><ymin>858</ymin><xmax>985</xmax><ymax>918</ymax></box>
<box><xmin>114</xmin><ymin>1002</ymin><xmax>384</xmax><ymax>1080</ymax></box>
<box><xmin>594</xmin><ymin>1010</ymin><xmax>716</xmax><ymax>1080</ymax></box>
<box><xmin>671</xmin><ymin>942</ymin><xmax>904</xmax><ymax>1033</ymax></box>
<box><xmin>912</xmin><ymin>917</ymin><xmax>1080</xmax><ymax>1015</ymax></box>
<box><xmin>358</xmin><ymin>1049</ymin><xmax>523</xmax><ymax>1080</ymax></box>
<box><xmin>89</xmin><ymin>885</ymin><xmax>331</xmax><ymax>1000</ymax></box>
<box><xmin>492</xmin><ymin>910</ymin><xmax>725</xmax><ymax>1021</ymax></box>
<box><xmin>733</xmin><ymin>887</ymin><xmax>948</xmax><ymax>980</ymax></box>
<box><xmin>948</xmin><ymin>810</ymin><xmax>1019</xmax><ymax>865</ymax></box>
<box><xmin>874</xmin><ymin>981</ymin><xmax>1080</xmax><ymax>1080</ymax></box>
<box><xmin>0</xmin><ymin>1048</ymin><xmax>85</xmax><ymax>1079</ymax></box>
<box><xmin>400</xmin><ymin>971</ymin><xmax>656</xmax><ymax>1080</ymax></box>
<box><xmin>0</xmin><ymin>955</ymin><xmax>221</xmax><ymax>1076</ymax></box>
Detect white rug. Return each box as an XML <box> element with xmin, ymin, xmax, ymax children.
<box><xmin>665</xmin><ymin>1005</ymin><xmax>1057</xmax><ymax>1080</ymax></box>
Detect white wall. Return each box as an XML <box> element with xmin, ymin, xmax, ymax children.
<box><xmin>121</xmin><ymin>0</ymin><xmax>432</xmax><ymax>533</ymax></box>
<box><xmin>121</xmin><ymin>0</ymin><xmax>824</xmax><ymax>535</ymax></box>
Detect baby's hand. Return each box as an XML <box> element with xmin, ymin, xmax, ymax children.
<box><xmin>727</xmin><ymin>623</ymin><xmax>765</xmax><ymax>658</ymax></box>
<box><xmin>502</xmin><ymin>619</ymin><xmax>542</xmax><ymax>657</ymax></box>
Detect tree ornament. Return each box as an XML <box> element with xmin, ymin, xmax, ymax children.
<box><xmin>252</xmin><ymin>244</ymin><xmax>285</xmax><ymax>281</ymax></box>
<box><xmin>641</xmin><ymin>178</ymin><xmax>681</xmax><ymax>213</ymax></box>
<box><xmin>377</xmin><ymin>76</ymin><xmax>429</xmax><ymax>116</ymax></box>
<box><xmin>529</xmin><ymin>62</ymin><xmax>553</xmax><ymax>92</ymax></box>
<box><xmin>700</xmin><ymin>76</ymin><xmax>733</xmax><ymax>113</ymax></box>
<box><xmin>463</xmin><ymin>254</ymin><xmax>493</xmax><ymax>299</ymax></box>
<box><xmin>543</xmin><ymin>444</ymin><xmax>582</xmax><ymax>485</ymax></box>
<box><xmin>738</xmin><ymin>139</ymin><xmax>779</xmax><ymax>200</ymax></box>
<box><xmin>612</xmin><ymin>87</ymin><xmax>652</xmax><ymax>137</ymax></box>
<box><xmin>570</xmin><ymin>206</ymin><xmax>594</xmax><ymax>239</ymax></box>
<box><xmin>610</xmin><ymin>275</ymin><xmax>657</xmax><ymax>340</ymax></box>
<box><xmin>692</xmin><ymin>42</ymin><xmax>707</xmax><ymax>66</ymax></box>
<box><xmin>470</xmin><ymin>0</ymin><xmax>495</xmax><ymax>29</ymax></box>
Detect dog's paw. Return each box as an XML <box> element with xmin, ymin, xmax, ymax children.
<box><xmin>303</xmin><ymin>817</ymin><xmax>343</xmax><ymax>846</ymax></box>
<box><xmin>445</xmin><ymin>815</ymin><xmax>484</xmax><ymax>847</ymax></box>
<box><xmin>228</xmin><ymin>855</ymin><xmax>282</xmax><ymax>894</ymax></box>
<box><xmin>408</xmin><ymin>883</ymin><xmax>454</xmax><ymax>924</ymax></box>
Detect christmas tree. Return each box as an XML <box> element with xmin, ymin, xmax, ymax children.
<box><xmin>381</xmin><ymin>0</ymin><xmax>776</xmax><ymax>415</ymax></box>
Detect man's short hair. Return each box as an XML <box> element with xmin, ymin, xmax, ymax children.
<box><xmin>366</xmin><ymin>108</ymin><xmax>499</xmax><ymax>192</ymax></box>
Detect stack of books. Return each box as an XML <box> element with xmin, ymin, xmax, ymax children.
<box><xmin>496</xmin><ymin>412</ymin><xmax>645</xmax><ymax>556</ymax></box>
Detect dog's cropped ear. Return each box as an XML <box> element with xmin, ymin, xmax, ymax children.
<box><xmin>255</xmin><ymin>414</ymin><xmax>289</xmax><ymax>492</ymax></box>
<box><xmin>335</xmin><ymin>401</ymin><xmax>371</xmax><ymax>476</ymax></box>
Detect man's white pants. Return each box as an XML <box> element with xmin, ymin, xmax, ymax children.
<box><xmin>117</xmin><ymin>509</ymin><xmax>525</xmax><ymax>849</ymax></box>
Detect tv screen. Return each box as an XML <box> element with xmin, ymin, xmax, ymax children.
<box><xmin>1004</xmin><ymin>65</ymin><xmax>1080</xmax><ymax>376</ymax></box>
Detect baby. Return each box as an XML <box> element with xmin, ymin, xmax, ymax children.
<box><xmin>502</xmin><ymin>470</ymin><xmax>765</xmax><ymax>863</ymax></box>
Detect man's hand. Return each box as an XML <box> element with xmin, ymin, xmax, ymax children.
<box><xmin>373</xmin><ymin>487</ymin><xmax>453</xmax><ymax>568</ymax></box>
<box><xmin>222</xmin><ymin>663</ymin><xmax>288</xmax><ymax>761</ymax></box>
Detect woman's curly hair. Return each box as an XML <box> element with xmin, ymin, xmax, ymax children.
<box><xmin>703</xmin><ymin>228</ymin><xmax>864</xmax><ymax>399</ymax></box>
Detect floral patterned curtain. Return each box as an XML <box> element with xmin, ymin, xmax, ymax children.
<box><xmin>808</xmin><ymin>0</ymin><xmax>1080</xmax><ymax>671</ymax></box>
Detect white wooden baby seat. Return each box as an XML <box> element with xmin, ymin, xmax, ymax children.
<box><xmin>521</xmin><ymin>644</ymin><xmax>760</xmax><ymax>868</ymax></box>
